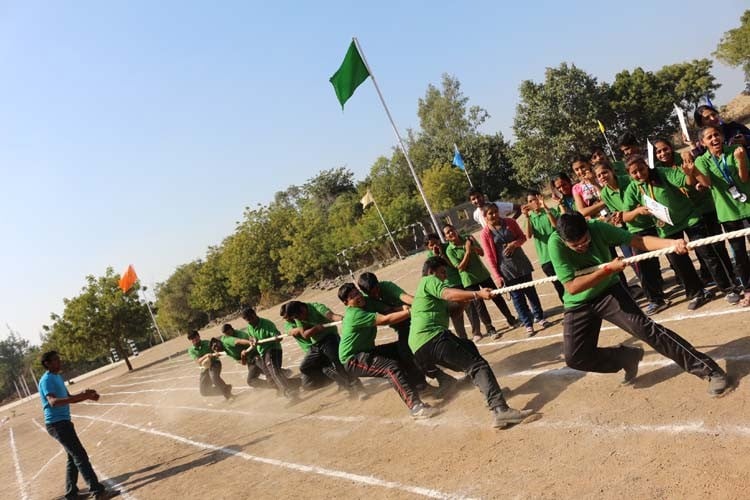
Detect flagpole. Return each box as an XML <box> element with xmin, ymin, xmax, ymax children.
<box><xmin>352</xmin><ymin>37</ymin><xmax>445</xmax><ymax>242</ymax></box>
<box><xmin>139</xmin><ymin>288</ymin><xmax>166</xmax><ymax>344</ymax></box>
<box><xmin>372</xmin><ymin>198</ymin><xmax>403</xmax><ymax>260</ymax></box>
<box><xmin>598</xmin><ymin>129</ymin><xmax>617</xmax><ymax>162</ymax></box>
<box><xmin>454</xmin><ymin>143</ymin><xmax>473</xmax><ymax>187</ymax></box>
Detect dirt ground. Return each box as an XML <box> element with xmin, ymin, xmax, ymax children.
<box><xmin>2</xmin><ymin>241</ymin><xmax>750</xmax><ymax>500</ymax></box>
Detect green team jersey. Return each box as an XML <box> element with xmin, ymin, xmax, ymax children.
<box><xmin>694</xmin><ymin>146</ymin><xmax>750</xmax><ymax>223</ymax></box>
<box><xmin>245</xmin><ymin>317</ymin><xmax>282</xmax><ymax>356</ymax></box>
<box><xmin>364</xmin><ymin>281</ymin><xmax>406</xmax><ymax>307</ymax></box>
<box><xmin>187</xmin><ymin>340</ymin><xmax>212</xmax><ymax>360</ymax></box>
<box><xmin>600</xmin><ymin>175</ymin><xmax>654</xmax><ymax>233</ymax></box>
<box><xmin>408</xmin><ymin>275</ymin><xmax>449</xmax><ymax>353</ymax></box>
<box><xmin>339</xmin><ymin>306</ymin><xmax>378</xmax><ymax>363</ymax></box>
<box><xmin>427</xmin><ymin>244</ymin><xmax>462</xmax><ymax>287</ymax></box>
<box><xmin>548</xmin><ymin>220</ymin><xmax>633</xmax><ymax>309</ymax></box>
<box><xmin>623</xmin><ymin>167</ymin><xmax>699</xmax><ymax>237</ymax></box>
<box><xmin>527</xmin><ymin>207</ymin><xmax>559</xmax><ymax>264</ymax></box>
<box><xmin>445</xmin><ymin>239</ymin><xmax>490</xmax><ymax>287</ymax></box>
<box><xmin>287</xmin><ymin>302</ymin><xmax>337</xmax><ymax>353</ymax></box>
<box><xmin>284</xmin><ymin>320</ymin><xmax>312</xmax><ymax>353</ymax></box>
<box><xmin>220</xmin><ymin>330</ymin><xmax>250</xmax><ymax>361</ymax></box>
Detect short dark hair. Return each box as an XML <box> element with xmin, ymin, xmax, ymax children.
<box><xmin>651</xmin><ymin>137</ymin><xmax>674</xmax><ymax>149</ymax></box>
<box><xmin>187</xmin><ymin>330</ymin><xmax>200</xmax><ymax>340</ymax></box>
<box><xmin>357</xmin><ymin>272</ymin><xmax>379</xmax><ymax>294</ymax></box>
<box><xmin>556</xmin><ymin>213</ymin><xmax>589</xmax><ymax>242</ymax></box>
<box><xmin>466</xmin><ymin>186</ymin><xmax>484</xmax><ymax>198</ymax></box>
<box><xmin>41</xmin><ymin>350</ymin><xmax>59</xmax><ymax>369</ymax></box>
<box><xmin>422</xmin><ymin>256</ymin><xmax>448</xmax><ymax>276</ymax></box>
<box><xmin>570</xmin><ymin>154</ymin><xmax>590</xmax><ymax>165</ymax></box>
<box><xmin>425</xmin><ymin>233</ymin><xmax>440</xmax><ymax>242</ymax></box>
<box><xmin>284</xmin><ymin>301</ymin><xmax>306</xmax><ymax>319</ymax></box>
<box><xmin>527</xmin><ymin>189</ymin><xmax>541</xmax><ymax>198</ymax></box>
<box><xmin>221</xmin><ymin>323</ymin><xmax>234</xmax><ymax>335</ymax></box>
<box><xmin>279</xmin><ymin>303</ymin><xmax>288</xmax><ymax>318</ymax></box>
<box><xmin>593</xmin><ymin>161</ymin><xmax>613</xmax><ymax>172</ymax></box>
<box><xmin>550</xmin><ymin>171</ymin><xmax>572</xmax><ymax>191</ymax></box>
<box><xmin>618</xmin><ymin>132</ymin><xmax>638</xmax><ymax>148</ymax></box>
<box><xmin>694</xmin><ymin>104</ymin><xmax>718</xmax><ymax>127</ymax></box>
<box><xmin>698</xmin><ymin>125</ymin><xmax>723</xmax><ymax>141</ymax></box>
<box><xmin>482</xmin><ymin>202</ymin><xmax>499</xmax><ymax>216</ymax></box>
<box><xmin>240</xmin><ymin>307</ymin><xmax>256</xmax><ymax>321</ymax></box>
<box><xmin>589</xmin><ymin>144</ymin><xmax>606</xmax><ymax>156</ymax></box>
<box><xmin>337</xmin><ymin>283</ymin><xmax>358</xmax><ymax>303</ymax></box>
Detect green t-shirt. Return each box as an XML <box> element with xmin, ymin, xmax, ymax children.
<box><xmin>427</xmin><ymin>244</ymin><xmax>462</xmax><ymax>287</ymax></box>
<box><xmin>408</xmin><ymin>275</ymin><xmax>449</xmax><ymax>353</ymax></box>
<box><xmin>187</xmin><ymin>340</ymin><xmax>211</xmax><ymax>360</ymax></box>
<box><xmin>287</xmin><ymin>302</ymin><xmax>337</xmax><ymax>353</ymax></box>
<box><xmin>284</xmin><ymin>320</ymin><xmax>312</xmax><ymax>353</ymax></box>
<box><xmin>623</xmin><ymin>167</ymin><xmax>699</xmax><ymax>237</ymax></box>
<box><xmin>548</xmin><ymin>220</ymin><xmax>633</xmax><ymax>309</ymax></box>
<box><xmin>612</xmin><ymin>160</ymin><xmax>627</xmax><ymax>177</ymax></box>
<box><xmin>369</xmin><ymin>281</ymin><xmax>406</xmax><ymax>307</ymax></box>
<box><xmin>220</xmin><ymin>330</ymin><xmax>249</xmax><ymax>361</ymax></box>
<box><xmin>245</xmin><ymin>318</ymin><xmax>282</xmax><ymax>356</ymax></box>
<box><xmin>527</xmin><ymin>207</ymin><xmax>559</xmax><ymax>264</ymax></box>
<box><xmin>445</xmin><ymin>240</ymin><xmax>490</xmax><ymax>287</ymax></box>
<box><xmin>694</xmin><ymin>146</ymin><xmax>750</xmax><ymax>223</ymax></box>
<box><xmin>600</xmin><ymin>175</ymin><xmax>654</xmax><ymax>233</ymax></box>
<box><xmin>339</xmin><ymin>306</ymin><xmax>378</xmax><ymax>363</ymax></box>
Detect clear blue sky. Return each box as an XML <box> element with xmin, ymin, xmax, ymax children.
<box><xmin>1</xmin><ymin>0</ymin><xmax>747</xmax><ymax>344</ymax></box>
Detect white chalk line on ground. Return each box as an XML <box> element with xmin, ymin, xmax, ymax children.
<box><xmin>72</xmin><ymin>413</ymin><xmax>474</xmax><ymax>500</ymax></box>
<box><xmin>31</xmin><ymin>417</ymin><xmax>46</xmax><ymax>432</ymax></box>
<box><xmin>9</xmin><ymin>428</ymin><xmax>29</xmax><ymax>500</ymax></box>
<box><xmin>93</xmin><ymin>465</ymin><xmax>137</xmax><ymax>500</ymax></box>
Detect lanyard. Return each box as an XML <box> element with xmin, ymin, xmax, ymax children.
<box><xmin>711</xmin><ymin>154</ymin><xmax>735</xmax><ymax>186</ymax></box>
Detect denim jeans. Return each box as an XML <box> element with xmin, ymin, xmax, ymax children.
<box><xmin>46</xmin><ymin>420</ymin><xmax>103</xmax><ymax>498</ymax></box>
<box><xmin>506</xmin><ymin>273</ymin><xmax>544</xmax><ymax>327</ymax></box>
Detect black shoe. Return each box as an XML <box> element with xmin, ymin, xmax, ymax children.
<box><xmin>492</xmin><ymin>406</ymin><xmax>533</xmax><ymax>429</ymax></box>
<box><xmin>688</xmin><ymin>295</ymin><xmax>707</xmax><ymax>311</ymax></box>
<box><xmin>621</xmin><ymin>345</ymin><xmax>644</xmax><ymax>385</ymax></box>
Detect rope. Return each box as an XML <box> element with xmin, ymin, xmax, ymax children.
<box><xmin>490</xmin><ymin>226</ymin><xmax>750</xmax><ymax>295</ymax></box>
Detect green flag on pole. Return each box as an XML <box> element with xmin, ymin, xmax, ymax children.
<box><xmin>329</xmin><ymin>40</ymin><xmax>370</xmax><ymax>109</ymax></box>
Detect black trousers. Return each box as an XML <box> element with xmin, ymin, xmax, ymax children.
<box><xmin>199</xmin><ymin>359</ymin><xmax>231</xmax><ymax>398</ymax></box>
<box><xmin>414</xmin><ymin>330</ymin><xmax>508</xmax><ymax>411</ymax></box>
<box><xmin>723</xmin><ymin>218</ymin><xmax>750</xmax><ymax>291</ymax></box>
<box><xmin>260</xmin><ymin>348</ymin><xmax>293</xmax><ymax>394</ymax></box>
<box><xmin>46</xmin><ymin>420</ymin><xmax>103</xmax><ymax>498</ymax></box>
<box><xmin>631</xmin><ymin>228</ymin><xmax>665</xmax><ymax>303</ymax></box>
<box><xmin>684</xmin><ymin>222</ymin><xmax>736</xmax><ymax>292</ymax></box>
<box><xmin>562</xmin><ymin>283</ymin><xmax>721</xmax><ymax>378</ymax></box>
<box><xmin>541</xmin><ymin>261</ymin><xmax>565</xmax><ymax>303</ymax></box>
<box><xmin>299</xmin><ymin>334</ymin><xmax>357</xmax><ymax>389</ymax></box>
<box><xmin>345</xmin><ymin>342</ymin><xmax>422</xmax><ymax>409</ymax></box>
<box><xmin>466</xmin><ymin>278</ymin><xmax>515</xmax><ymax>323</ymax></box>
<box><xmin>244</xmin><ymin>353</ymin><xmax>270</xmax><ymax>388</ymax></box>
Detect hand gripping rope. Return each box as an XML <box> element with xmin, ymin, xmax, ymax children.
<box><xmin>490</xmin><ymin>226</ymin><xmax>750</xmax><ymax>296</ymax></box>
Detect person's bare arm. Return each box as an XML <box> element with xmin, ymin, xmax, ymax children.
<box><xmin>374</xmin><ymin>308</ymin><xmax>411</xmax><ymax>326</ymax></box>
<box><xmin>441</xmin><ymin>287</ymin><xmax>493</xmax><ymax>302</ymax></box>
<box><xmin>46</xmin><ymin>389</ymin><xmax>99</xmax><ymax>407</ymax></box>
<box><xmin>736</xmin><ymin>146</ymin><xmax>749</xmax><ymax>183</ymax></box>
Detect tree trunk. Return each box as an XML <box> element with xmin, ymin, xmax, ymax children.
<box><xmin>115</xmin><ymin>343</ymin><xmax>133</xmax><ymax>371</ymax></box>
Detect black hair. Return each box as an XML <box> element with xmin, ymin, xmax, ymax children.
<box><xmin>41</xmin><ymin>350</ymin><xmax>59</xmax><ymax>369</ymax></box>
<box><xmin>550</xmin><ymin>171</ymin><xmax>573</xmax><ymax>192</ymax></box>
<box><xmin>187</xmin><ymin>330</ymin><xmax>200</xmax><ymax>339</ymax></box>
<box><xmin>618</xmin><ymin>132</ymin><xmax>638</xmax><ymax>148</ymax></box>
<box><xmin>482</xmin><ymin>202</ymin><xmax>500</xmax><ymax>216</ymax></box>
<box><xmin>527</xmin><ymin>189</ymin><xmax>541</xmax><ymax>198</ymax></box>
<box><xmin>337</xmin><ymin>282</ymin><xmax>358</xmax><ymax>303</ymax></box>
<box><xmin>589</xmin><ymin>144</ymin><xmax>606</xmax><ymax>156</ymax></box>
<box><xmin>556</xmin><ymin>213</ymin><xmax>589</xmax><ymax>242</ymax></box>
<box><xmin>425</xmin><ymin>233</ymin><xmax>440</xmax><ymax>242</ymax></box>
<box><xmin>279</xmin><ymin>303</ymin><xmax>288</xmax><ymax>318</ymax></box>
<box><xmin>357</xmin><ymin>272</ymin><xmax>379</xmax><ymax>294</ymax></box>
<box><xmin>694</xmin><ymin>104</ymin><xmax>718</xmax><ymax>127</ymax></box>
<box><xmin>221</xmin><ymin>323</ymin><xmax>234</xmax><ymax>335</ymax></box>
<box><xmin>652</xmin><ymin>137</ymin><xmax>674</xmax><ymax>149</ymax></box>
<box><xmin>624</xmin><ymin>154</ymin><xmax>648</xmax><ymax>168</ymax></box>
<box><xmin>209</xmin><ymin>337</ymin><xmax>223</xmax><ymax>352</ymax></box>
<box><xmin>240</xmin><ymin>306</ymin><xmax>255</xmax><ymax>321</ymax></box>
<box><xmin>466</xmin><ymin>186</ymin><xmax>484</xmax><ymax>198</ymax></box>
<box><xmin>284</xmin><ymin>301</ymin><xmax>306</xmax><ymax>319</ymax></box>
<box><xmin>422</xmin><ymin>256</ymin><xmax>448</xmax><ymax>276</ymax></box>
<box><xmin>570</xmin><ymin>154</ymin><xmax>590</xmax><ymax>166</ymax></box>
<box><xmin>593</xmin><ymin>161</ymin><xmax>613</xmax><ymax>172</ymax></box>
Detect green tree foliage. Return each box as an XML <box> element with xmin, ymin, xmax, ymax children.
<box><xmin>512</xmin><ymin>63</ymin><xmax>612</xmax><ymax>185</ymax></box>
<box><xmin>41</xmin><ymin>268</ymin><xmax>154</xmax><ymax>371</ymax></box>
<box><xmin>0</xmin><ymin>330</ymin><xmax>33</xmax><ymax>400</ymax></box>
<box><xmin>713</xmin><ymin>10</ymin><xmax>750</xmax><ymax>90</ymax></box>
<box><xmin>458</xmin><ymin>133</ymin><xmax>521</xmax><ymax>199</ymax></box>
<box><xmin>154</xmin><ymin>260</ymin><xmax>207</xmax><ymax>334</ymax></box>
<box><xmin>190</xmin><ymin>246</ymin><xmax>235</xmax><ymax>316</ymax></box>
<box><xmin>421</xmin><ymin>161</ymin><xmax>468</xmax><ymax>211</ymax></box>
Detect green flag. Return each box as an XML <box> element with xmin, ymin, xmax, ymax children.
<box><xmin>329</xmin><ymin>40</ymin><xmax>370</xmax><ymax>109</ymax></box>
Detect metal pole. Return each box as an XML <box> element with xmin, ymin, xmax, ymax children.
<box><xmin>352</xmin><ymin>37</ymin><xmax>444</xmax><ymax>242</ymax></box>
<box><xmin>139</xmin><ymin>289</ymin><xmax>166</xmax><ymax>344</ymax></box>
<box><xmin>372</xmin><ymin>198</ymin><xmax>403</xmax><ymax>259</ymax></box>
<box><xmin>600</xmin><ymin>130</ymin><xmax>617</xmax><ymax>162</ymax></box>
<box><xmin>30</xmin><ymin>367</ymin><xmax>39</xmax><ymax>389</ymax></box>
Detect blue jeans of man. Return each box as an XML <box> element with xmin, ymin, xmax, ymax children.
<box><xmin>46</xmin><ymin>420</ymin><xmax>103</xmax><ymax>498</ymax></box>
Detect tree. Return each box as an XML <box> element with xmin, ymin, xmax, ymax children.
<box><xmin>657</xmin><ymin>59</ymin><xmax>720</xmax><ymax>115</ymax></box>
<box><xmin>41</xmin><ymin>268</ymin><xmax>154</xmax><ymax>371</ymax></box>
<box><xmin>0</xmin><ymin>329</ymin><xmax>33</xmax><ymax>400</ymax></box>
<box><xmin>512</xmin><ymin>63</ymin><xmax>612</xmax><ymax>185</ymax></box>
<box><xmin>302</xmin><ymin>167</ymin><xmax>356</xmax><ymax>210</ymax></box>
<box><xmin>713</xmin><ymin>10</ymin><xmax>750</xmax><ymax>92</ymax></box>
<box><xmin>154</xmin><ymin>260</ymin><xmax>208</xmax><ymax>334</ymax></box>
<box><xmin>421</xmin><ymin>161</ymin><xmax>468</xmax><ymax>211</ymax></box>
<box><xmin>458</xmin><ymin>133</ymin><xmax>523</xmax><ymax>199</ymax></box>
<box><xmin>190</xmin><ymin>246</ymin><xmax>235</xmax><ymax>317</ymax></box>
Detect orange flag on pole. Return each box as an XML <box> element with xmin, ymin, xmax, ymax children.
<box><xmin>119</xmin><ymin>265</ymin><xmax>138</xmax><ymax>293</ymax></box>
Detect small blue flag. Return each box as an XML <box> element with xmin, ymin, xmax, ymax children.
<box><xmin>452</xmin><ymin>144</ymin><xmax>465</xmax><ymax>171</ymax></box>
<box><xmin>705</xmin><ymin>94</ymin><xmax>714</xmax><ymax>108</ymax></box>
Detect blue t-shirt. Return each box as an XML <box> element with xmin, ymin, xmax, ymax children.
<box><xmin>39</xmin><ymin>371</ymin><xmax>71</xmax><ymax>424</ymax></box>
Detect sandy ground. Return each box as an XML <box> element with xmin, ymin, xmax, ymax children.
<box><xmin>2</xmin><ymin>241</ymin><xmax>750</xmax><ymax>500</ymax></box>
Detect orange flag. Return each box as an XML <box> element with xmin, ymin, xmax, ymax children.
<box><xmin>119</xmin><ymin>265</ymin><xmax>138</xmax><ymax>293</ymax></box>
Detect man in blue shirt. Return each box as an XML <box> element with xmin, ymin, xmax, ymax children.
<box><xmin>39</xmin><ymin>351</ymin><xmax>117</xmax><ymax>499</ymax></box>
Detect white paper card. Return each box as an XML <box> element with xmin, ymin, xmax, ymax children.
<box><xmin>647</xmin><ymin>139</ymin><xmax>655</xmax><ymax>169</ymax></box>
<box><xmin>674</xmin><ymin>104</ymin><xmax>691</xmax><ymax>142</ymax></box>
<box><xmin>643</xmin><ymin>194</ymin><xmax>673</xmax><ymax>226</ymax></box>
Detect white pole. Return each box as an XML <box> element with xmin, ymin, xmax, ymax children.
<box><xmin>600</xmin><ymin>130</ymin><xmax>617</xmax><ymax>162</ymax></box>
<box><xmin>145</xmin><ymin>300</ymin><xmax>166</xmax><ymax>344</ymax></box>
<box><xmin>372</xmin><ymin>198</ymin><xmax>403</xmax><ymax>259</ymax></box>
<box><xmin>352</xmin><ymin>37</ymin><xmax>444</xmax><ymax>242</ymax></box>
<box><xmin>29</xmin><ymin>367</ymin><xmax>39</xmax><ymax>389</ymax></box>
<box><xmin>20</xmin><ymin>375</ymin><xmax>31</xmax><ymax>397</ymax></box>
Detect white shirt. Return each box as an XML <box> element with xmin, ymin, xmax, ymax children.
<box><xmin>473</xmin><ymin>201</ymin><xmax>514</xmax><ymax>227</ymax></box>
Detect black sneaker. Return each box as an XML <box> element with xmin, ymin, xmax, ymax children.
<box><xmin>492</xmin><ymin>407</ymin><xmax>534</xmax><ymax>429</ymax></box>
<box><xmin>707</xmin><ymin>372</ymin><xmax>728</xmax><ymax>397</ymax></box>
<box><xmin>687</xmin><ymin>295</ymin><xmax>706</xmax><ymax>311</ymax></box>
<box><xmin>486</xmin><ymin>326</ymin><xmax>498</xmax><ymax>338</ymax></box>
<box><xmin>621</xmin><ymin>345</ymin><xmax>644</xmax><ymax>385</ymax></box>
<box><xmin>644</xmin><ymin>301</ymin><xmax>668</xmax><ymax>316</ymax></box>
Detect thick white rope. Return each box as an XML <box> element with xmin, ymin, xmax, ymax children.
<box><xmin>490</xmin><ymin>226</ymin><xmax>750</xmax><ymax>295</ymax></box>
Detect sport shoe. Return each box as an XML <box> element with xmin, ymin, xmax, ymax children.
<box><xmin>492</xmin><ymin>406</ymin><xmax>534</xmax><ymax>429</ymax></box>
<box><xmin>536</xmin><ymin>319</ymin><xmax>549</xmax><ymax>329</ymax></box>
<box><xmin>644</xmin><ymin>301</ymin><xmax>668</xmax><ymax>316</ymax></box>
<box><xmin>621</xmin><ymin>345</ymin><xmax>644</xmax><ymax>385</ymax></box>
<box><xmin>725</xmin><ymin>291</ymin><xmax>741</xmax><ymax>305</ymax></box>
<box><xmin>472</xmin><ymin>334</ymin><xmax>483</xmax><ymax>343</ymax></box>
<box><xmin>525</xmin><ymin>326</ymin><xmax>536</xmax><ymax>337</ymax></box>
<box><xmin>486</xmin><ymin>326</ymin><xmax>498</xmax><ymax>337</ymax></box>
<box><xmin>507</xmin><ymin>317</ymin><xmax>519</xmax><ymax>329</ymax></box>
<box><xmin>687</xmin><ymin>295</ymin><xmax>707</xmax><ymax>311</ymax></box>
<box><xmin>707</xmin><ymin>372</ymin><xmax>728</xmax><ymax>397</ymax></box>
<box><xmin>410</xmin><ymin>402</ymin><xmax>438</xmax><ymax>419</ymax></box>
